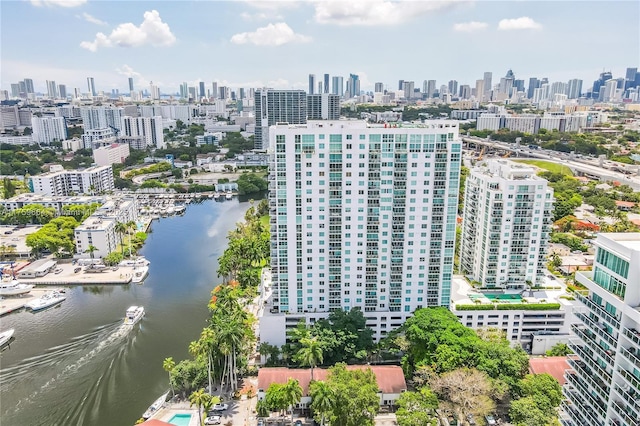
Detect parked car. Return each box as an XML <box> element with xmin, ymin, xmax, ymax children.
<box><xmin>294</xmin><ymin>420</ymin><xmax>303</xmax><ymax>426</ymax></box>
<box><xmin>257</xmin><ymin>420</ymin><xmax>264</xmax><ymax>426</ymax></box>
<box><xmin>485</xmin><ymin>415</ymin><xmax>497</xmax><ymax>425</ymax></box>
<box><xmin>54</xmin><ymin>268</ymin><xmax>63</xmax><ymax>274</ymax></box>
<box><xmin>74</xmin><ymin>267</ymin><xmax>81</xmax><ymax>273</ymax></box>
<box><xmin>204</xmin><ymin>416</ymin><xmax>221</xmax><ymax>425</ymax></box>
<box><xmin>211</xmin><ymin>403</ymin><xmax>229</xmax><ymax>412</ymax></box>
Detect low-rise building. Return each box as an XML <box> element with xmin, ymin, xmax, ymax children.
<box><xmin>0</xmin><ymin>193</ymin><xmax>105</xmax><ymax>215</ymax></box>
<box><xmin>93</xmin><ymin>143</ymin><xmax>130</xmax><ymax>167</ymax></box>
<box><xmin>29</xmin><ymin>165</ymin><xmax>114</xmax><ymax>196</ymax></box>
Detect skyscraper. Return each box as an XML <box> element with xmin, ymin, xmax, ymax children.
<box><xmin>475</xmin><ymin>80</ymin><xmax>485</xmax><ymax>100</ymax></box>
<box><xmin>398</xmin><ymin>79</ymin><xmax>405</xmax><ymax>90</ymax></box>
<box><xmin>461</xmin><ymin>160</ymin><xmax>553</xmax><ymax>288</ymax></box>
<box><xmin>331</xmin><ymin>76</ymin><xmax>344</xmax><ymax>97</ymax></box>
<box><xmin>80</xmin><ymin>106</ymin><xmax>124</xmax><ymax>132</ymax></box>
<box><xmin>58</xmin><ymin>84</ymin><xmax>67</xmax><ymax>99</ymax></box>
<box><xmin>347</xmin><ymin>73</ymin><xmax>360</xmax><ymax>98</ymax></box>
<box><xmin>254</xmin><ymin>89</ymin><xmax>307</xmax><ymax>151</ymax></box>
<box><xmin>427</xmin><ymin>80</ymin><xmax>436</xmax><ymax>98</ymax></box>
<box><xmin>199</xmin><ymin>82</ymin><xmax>205</xmax><ymax>98</ymax></box>
<box><xmin>567</xmin><ymin>79</ymin><xmax>583</xmax><ymax>99</ymax></box>
<box><xmin>307</xmin><ymin>93</ymin><xmax>340</xmax><ymax>120</ymax></box>
<box><xmin>374</xmin><ymin>82</ymin><xmax>384</xmax><ymax>93</ymax></box>
<box><xmin>483</xmin><ymin>72</ymin><xmax>492</xmax><ymax>100</ymax></box>
<box><xmin>323</xmin><ymin>74</ymin><xmax>330</xmax><ymax>94</ymax></box>
<box><xmin>562</xmin><ymin>233</ymin><xmax>640</xmax><ymax>426</ymax></box>
<box><xmin>261</xmin><ymin>120</ymin><xmax>462</xmax><ymax>345</ymax></box>
<box><xmin>211</xmin><ymin>82</ymin><xmax>218</xmax><ymax>99</ymax></box>
<box><xmin>403</xmin><ymin>81</ymin><xmax>415</xmax><ymax>99</ymax></box>
<box><xmin>308</xmin><ymin>74</ymin><xmax>316</xmax><ymax>95</ymax></box>
<box><xmin>24</xmin><ymin>78</ymin><xmax>34</xmax><ymax>94</ymax></box>
<box><xmin>46</xmin><ymin>80</ymin><xmax>58</xmax><ymax>98</ymax></box>
<box><xmin>32</xmin><ymin>116</ymin><xmax>68</xmax><ymax>144</ymax></box>
<box><xmin>448</xmin><ymin>80</ymin><xmax>458</xmax><ymax>97</ymax></box>
<box><xmin>459</xmin><ymin>85</ymin><xmax>471</xmax><ymax>99</ymax></box>
<box><xmin>180</xmin><ymin>82</ymin><xmax>188</xmax><ymax>99</ymax></box>
<box><xmin>527</xmin><ymin>77</ymin><xmax>540</xmax><ymax>99</ymax></box>
<box><xmin>625</xmin><ymin>67</ymin><xmax>638</xmax><ymax>89</ymax></box>
<box><xmin>128</xmin><ymin>78</ymin><xmax>134</xmax><ymax>93</ymax></box>
<box><xmin>87</xmin><ymin>77</ymin><xmax>96</xmax><ymax>96</ymax></box>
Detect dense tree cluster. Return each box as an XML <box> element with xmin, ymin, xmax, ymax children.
<box><xmin>25</xmin><ymin>216</ymin><xmax>79</xmax><ymax>257</ymax></box>
<box><xmin>236</xmin><ymin>172</ymin><xmax>268</xmax><ymax>195</ymax></box>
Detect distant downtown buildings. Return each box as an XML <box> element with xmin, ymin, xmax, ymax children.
<box><xmin>562</xmin><ymin>233</ymin><xmax>640</xmax><ymax>426</ymax></box>
<box><xmin>260</xmin><ymin>120</ymin><xmax>461</xmax><ymax>344</ymax></box>
<box><xmin>254</xmin><ymin>89</ymin><xmax>307</xmax><ymax>151</ymax></box>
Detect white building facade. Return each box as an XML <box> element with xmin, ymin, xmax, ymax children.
<box><xmin>260</xmin><ymin>120</ymin><xmax>461</xmax><ymax>345</ymax></box>
<box><xmin>29</xmin><ymin>165</ymin><xmax>115</xmax><ymax>196</ymax></box>
<box><xmin>460</xmin><ymin>160</ymin><xmax>554</xmax><ymax>288</ymax></box>
<box><xmin>93</xmin><ymin>143</ymin><xmax>131</xmax><ymax>166</ymax></box>
<box><xmin>31</xmin><ymin>116</ymin><xmax>68</xmax><ymax>144</ymax></box>
<box><xmin>562</xmin><ymin>233</ymin><xmax>640</xmax><ymax>426</ymax></box>
<box><xmin>121</xmin><ymin>116</ymin><xmax>165</xmax><ymax>149</ymax></box>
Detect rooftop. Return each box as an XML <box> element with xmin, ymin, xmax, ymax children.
<box><xmin>529</xmin><ymin>357</ymin><xmax>570</xmax><ymax>385</ymax></box>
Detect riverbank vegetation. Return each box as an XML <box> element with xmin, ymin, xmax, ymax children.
<box><xmin>162</xmin><ymin>200</ymin><xmax>270</xmax><ymax>405</ymax></box>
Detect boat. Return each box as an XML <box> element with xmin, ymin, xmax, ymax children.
<box><xmin>174</xmin><ymin>205</ymin><xmax>186</xmax><ymax>214</ymax></box>
<box><xmin>124</xmin><ymin>306</ymin><xmax>145</xmax><ymax>325</ymax></box>
<box><xmin>0</xmin><ymin>329</ymin><xmax>15</xmax><ymax>347</ymax></box>
<box><xmin>142</xmin><ymin>390</ymin><xmax>170</xmax><ymax>419</ymax></box>
<box><xmin>213</xmin><ymin>192</ymin><xmax>220</xmax><ymax>199</ymax></box>
<box><xmin>131</xmin><ymin>266</ymin><xmax>149</xmax><ymax>284</ymax></box>
<box><xmin>26</xmin><ymin>290</ymin><xmax>66</xmax><ymax>311</ymax></box>
<box><xmin>225</xmin><ymin>191</ymin><xmax>233</xmax><ymax>200</ymax></box>
<box><xmin>119</xmin><ymin>257</ymin><xmax>150</xmax><ymax>268</ymax></box>
<box><xmin>0</xmin><ymin>276</ymin><xmax>34</xmax><ymax>297</ymax></box>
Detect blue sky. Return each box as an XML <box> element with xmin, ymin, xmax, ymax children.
<box><xmin>1</xmin><ymin>0</ymin><xmax>638</xmax><ymax>94</ymax></box>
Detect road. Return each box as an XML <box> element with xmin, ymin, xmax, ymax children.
<box><xmin>462</xmin><ymin>136</ymin><xmax>640</xmax><ymax>190</ymax></box>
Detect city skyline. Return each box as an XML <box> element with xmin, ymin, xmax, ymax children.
<box><xmin>1</xmin><ymin>0</ymin><xmax>638</xmax><ymax>94</ymax></box>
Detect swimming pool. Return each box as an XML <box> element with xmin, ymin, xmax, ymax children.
<box><xmin>168</xmin><ymin>413</ymin><xmax>192</xmax><ymax>426</ymax></box>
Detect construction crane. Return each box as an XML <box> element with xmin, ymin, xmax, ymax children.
<box><xmin>477</xmin><ymin>146</ymin><xmax>486</xmax><ymax>161</ymax></box>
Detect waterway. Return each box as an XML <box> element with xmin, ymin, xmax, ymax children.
<box><xmin>0</xmin><ymin>198</ymin><xmax>253</xmax><ymax>426</ymax></box>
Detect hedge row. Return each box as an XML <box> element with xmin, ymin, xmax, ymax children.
<box><xmin>455</xmin><ymin>303</ymin><xmax>562</xmax><ymax>311</ymax></box>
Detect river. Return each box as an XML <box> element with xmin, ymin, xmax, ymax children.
<box><xmin>0</xmin><ymin>198</ymin><xmax>253</xmax><ymax>426</ymax></box>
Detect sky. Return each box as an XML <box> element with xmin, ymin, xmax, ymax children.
<box><xmin>1</xmin><ymin>0</ymin><xmax>638</xmax><ymax>94</ymax></box>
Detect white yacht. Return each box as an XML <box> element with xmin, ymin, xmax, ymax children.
<box><xmin>0</xmin><ymin>328</ymin><xmax>15</xmax><ymax>347</ymax></box>
<box><xmin>142</xmin><ymin>391</ymin><xmax>170</xmax><ymax>419</ymax></box>
<box><xmin>213</xmin><ymin>192</ymin><xmax>221</xmax><ymax>199</ymax></box>
<box><xmin>131</xmin><ymin>266</ymin><xmax>149</xmax><ymax>284</ymax></box>
<box><xmin>0</xmin><ymin>276</ymin><xmax>34</xmax><ymax>297</ymax></box>
<box><xmin>225</xmin><ymin>191</ymin><xmax>233</xmax><ymax>200</ymax></box>
<box><xmin>26</xmin><ymin>290</ymin><xmax>66</xmax><ymax>311</ymax></box>
<box><xmin>119</xmin><ymin>257</ymin><xmax>150</xmax><ymax>268</ymax></box>
<box><xmin>124</xmin><ymin>306</ymin><xmax>145</xmax><ymax>326</ymax></box>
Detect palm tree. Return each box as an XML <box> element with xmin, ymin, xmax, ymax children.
<box><xmin>126</xmin><ymin>221</ymin><xmax>137</xmax><ymax>257</ymax></box>
<box><xmin>297</xmin><ymin>337</ymin><xmax>323</xmax><ymax>381</ymax></box>
<box><xmin>163</xmin><ymin>357</ymin><xmax>176</xmax><ymax>397</ymax></box>
<box><xmin>309</xmin><ymin>380</ymin><xmax>334</xmax><ymax>426</ymax></box>
<box><xmin>200</xmin><ymin>327</ymin><xmax>216</xmax><ymax>394</ymax></box>
<box><xmin>115</xmin><ymin>221</ymin><xmax>128</xmax><ymax>256</ymax></box>
<box><xmin>283</xmin><ymin>378</ymin><xmax>303</xmax><ymax>424</ymax></box>
<box><xmin>85</xmin><ymin>244</ymin><xmax>98</xmax><ymax>260</ymax></box>
<box><xmin>189</xmin><ymin>388</ymin><xmax>212</xmax><ymax>426</ymax></box>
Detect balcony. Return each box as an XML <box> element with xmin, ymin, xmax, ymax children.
<box><xmin>566</xmin><ymin>357</ymin><xmax>610</xmax><ymax>401</ymax></box>
<box><xmin>564</xmin><ymin>370</ymin><xmax>607</xmax><ymax>415</ymax></box>
<box><xmin>618</xmin><ymin>368</ymin><xmax>640</xmax><ymax>393</ymax></box>
<box><xmin>620</xmin><ymin>345</ymin><xmax>640</xmax><ymax>370</ymax></box>
<box><xmin>613</xmin><ymin>383</ymin><xmax>640</xmax><ymax>418</ymax></box>
<box><xmin>563</xmin><ymin>380</ymin><xmax>605</xmax><ymax>425</ymax></box>
<box><xmin>570</xmin><ymin>325</ymin><xmax>615</xmax><ymax>366</ymax></box>
<box><xmin>612</xmin><ymin>400</ymin><xmax>638</xmax><ymax>426</ymax></box>
<box><xmin>623</xmin><ymin>327</ymin><xmax>640</xmax><ymax>346</ymax></box>
<box><xmin>570</xmin><ymin>344</ymin><xmax>613</xmax><ymax>384</ymax></box>
<box><xmin>575</xmin><ymin>311</ymin><xmax>617</xmax><ymax>347</ymax></box>
<box><xmin>574</xmin><ymin>292</ymin><xmax>620</xmax><ymax>329</ymax></box>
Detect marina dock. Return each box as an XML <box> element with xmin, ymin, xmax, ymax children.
<box><xmin>0</xmin><ymin>287</ymin><xmax>65</xmax><ymax>316</ymax></box>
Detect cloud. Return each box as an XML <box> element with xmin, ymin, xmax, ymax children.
<box><xmin>240</xmin><ymin>11</ymin><xmax>283</xmax><ymax>21</ymax></box>
<box><xmin>313</xmin><ymin>0</ymin><xmax>468</xmax><ymax>26</ymax></box>
<box><xmin>77</xmin><ymin>12</ymin><xmax>107</xmax><ymax>26</ymax></box>
<box><xmin>498</xmin><ymin>16</ymin><xmax>542</xmax><ymax>30</ymax></box>
<box><xmin>230</xmin><ymin>22</ymin><xmax>311</xmax><ymax>46</ymax></box>
<box><xmin>80</xmin><ymin>10</ymin><xmax>176</xmax><ymax>52</ymax></box>
<box><xmin>453</xmin><ymin>21</ymin><xmax>488</xmax><ymax>32</ymax></box>
<box><xmin>29</xmin><ymin>0</ymin><xmax>86</xmax><ymax>7</ymax></box>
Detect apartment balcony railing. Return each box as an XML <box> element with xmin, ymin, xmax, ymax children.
<box><xmin>564</xmin><ymin>370</ymin><xmax>608</xmax><ymax>415</ymax></box>
<box><xmin>575</xmin><ymin>311</ymin><xmax>618</xmax><ymax>347</ymax></box>
<box><xmin>620</xmin><ymin>345</ymin><xmax>640</xmax><ymax>370</ymax></box>
<box><xmin>563</xmin><ymin>379</ymin><xmax>605</xmax><ymax>425</ymax></box>
<box><xmin>567</xmin><ymin>358</ymin><xmax>610</xmax><ymax>402</ymax></box>
<box><xmin>618</xmin><ymin>367</ymin><xmax>640</xmax><ymax>393</ymax></box>
<box><xmin>570</xmin><ymin>325</ymin><xmax>615</xmax><ymax>366</ymax></box>
<box><xmin>612</xmin><ymin>399</ymin><xmax>638</xmax><ymax>426</ymax></box>
<box><xmin>623</xmin><ymin>327</ymin><xmax>640</xmax><ymax>346</ymax></box>
<box><xmin>574</xmin><ymin>292</ymin><xmax>621</xmax><ymax>329</ymax></box>
<box><xmin>570</xmin><ymin>344</ymin><xmax>613</xmax><ymax>385</ymax></box>
<box><xmin>613</xmin><ymin>383</ymin><xmax>640</xmax><ymax>418</ymax></box>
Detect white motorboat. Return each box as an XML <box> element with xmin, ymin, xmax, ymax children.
<box><xmin>225</xmin><ymin>191</ymin><xmax>233</xmax><ymax>200</ymax></box>
<box><xmin>0</xmin><ymin>328</ymin><xmax>15</xmax><ymax>347</ymax></box>
<box><xmin>142</xmin><ymin>391</ymin><xmax>170</xmax><ymax>419</ymax></box>
<box><xmin>131</xmin><ymin>266</ymin><xmax>149</xmax><ymax>284</ymax></box>
<box><xmin>119</xmin><ymin>257</ymin><xmax>150</xmax><ymax>268</ymax></box>
<box><xmin>213</xmin><ymin>192</ymin><xmax>221</xmax><ymax>199</ymax></box>
<box><xmin>26</xmin><ymin>290</ymin><xmax>66</xmax><ymax>311</ymax></box>
<box><xmin>0</xmin><ymin>276</ymin><xmax>34</xmax><ymax>297</ymax></box>
<box><xmin>124</xmin><ymin>306</ymin><xmax>145</xmax><ymax>325</ymax></box>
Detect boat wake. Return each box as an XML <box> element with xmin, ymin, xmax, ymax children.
<box><xmin>0</xmin><ymin>320</ymin><xmax>140</xmax><ymax>423</ymax></box>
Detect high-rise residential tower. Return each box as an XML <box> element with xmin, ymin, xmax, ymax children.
<box><xmin>307</xmin><ymin>93</ymin><xmax>340</xmax><ymax>120</ymax></box>
<box><xmin>460</xmin><ymin>160</ymin><xmax>554</xmax><ymax>288</ymax></box>
<box><xmin>331</xmin><ymin>76</ymin><xmax>344</xmax><ymax>97</ymax></box>
<box><xmin>254</xmin><ymin>89</ymin><xmax>307</xmax><ymax>151</ymax></box>
<box><xmin>128</xmin><ymin>78</ymin><xmax>134</xmax><ymax>93</ymax></box>
<box><xmin>308</xmin><ymin>74</ymin><xmax>316</xmax><ymax>95</ymax></box>
<box><xmin>46</xmin><ymin>80</ymin><xmax>58</xmax><ymax>98</ymax></box>
<box><xmin>527</xmin><ymin>77</ymin><xmax>540</xmax><ymax>99</ymax></box>
<box><xmin>199</xmin><ymin>81</ymin><xmax>205</xmax><ymax>98</ymax></box>
<box><xmin>483</xmin><ymin>72</ymin><xmax>492</xmax><ymax>100</ymax></box>
<box><xmin>567</xmin><ymin>79</ymin><xmax>583</xmax><ymax>99</ymax></box>
<box><xmin>260</xmin><ymin>120</ymin><xmax>462</xmax><ymax>345</ymax></box>
<box><xmin>561</xmin><ymin>233</ymin><xmax>640</xmax><ymax>426</ymax></box>
<box><xmin>347</xmin><ymin>74</ymin><xmax>360</xmax><ymax>98</ymax></box>
<box><xmin>374</xmin><ymin>82</ymin><xmax>384</xmax><ymax>93</ymax></box>
<box><xmin>87</xmin><ymin>77</ymin><xmax>96</xmax><ymax>96</ymax></box>
<box><xmin>323</xmin><ymin>74</ymin><xmax>330</xmax><ymax>94</ymax></box>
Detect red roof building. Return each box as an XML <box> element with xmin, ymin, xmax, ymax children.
<box><xmin>529</xmin><ymin>357</ymin><xmax>570</xmax><ymax>385</ymax></box>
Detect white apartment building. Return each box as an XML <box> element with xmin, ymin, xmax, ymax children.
<box><xmin>460</xmin><ymin>160</ymin><xmax>554</xmax><ymax>289</ymax></box>
<box><xmin>121</xmin><ymin>116</ymin><xmax>165</xmax><ymax>149</ymax></box>
<box><xmin>476</xmin><ymin>113</ymin><xmax>503</xmax><ymax>131</ymax></box>
<box><xmin>81</xmin><ymin>127</ymin><xmax>117</xmax><ymax>149</ymax></box>
<box><xmin>260</xmin><ymin>120</ymin><xmax>461</xmax><ymax>345</ymax></box>
<box><xmin>29</xmin><ymin>165</ymin><xmax>115</xmax><ymax>196</ymax></box>
<box><xmin>31</xmin><ymin>116</ymin><xmax>68</xmax><ymax>144</ymax></box>
<box><xmin>93</xmin><ymin>143</ymin><xmax>131</xmax><ymax>166</ymax></box>
<box><xmin>0</xmin><ymin>193</ymin><xmax>105</xmax><ymax>215</ymax></box>
<box><xmin>0</xmin><ymin>135</ymin><xmax>33</xmax><ymax>146</ymax></box>
<box><xmin>80</xmin><ymin>106</ymin><xmax>123</xmax><ymax>132</ymax></box>
<box><xmin>562</xmin><ymin>233</ymin><xmax>640</xmax><ymax>426</ymax></box>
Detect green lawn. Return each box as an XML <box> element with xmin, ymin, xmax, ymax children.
<box><xmin>514</xmin><ymin>159</ymin><xmax>574</xmax><ymax>176</ymax></box>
